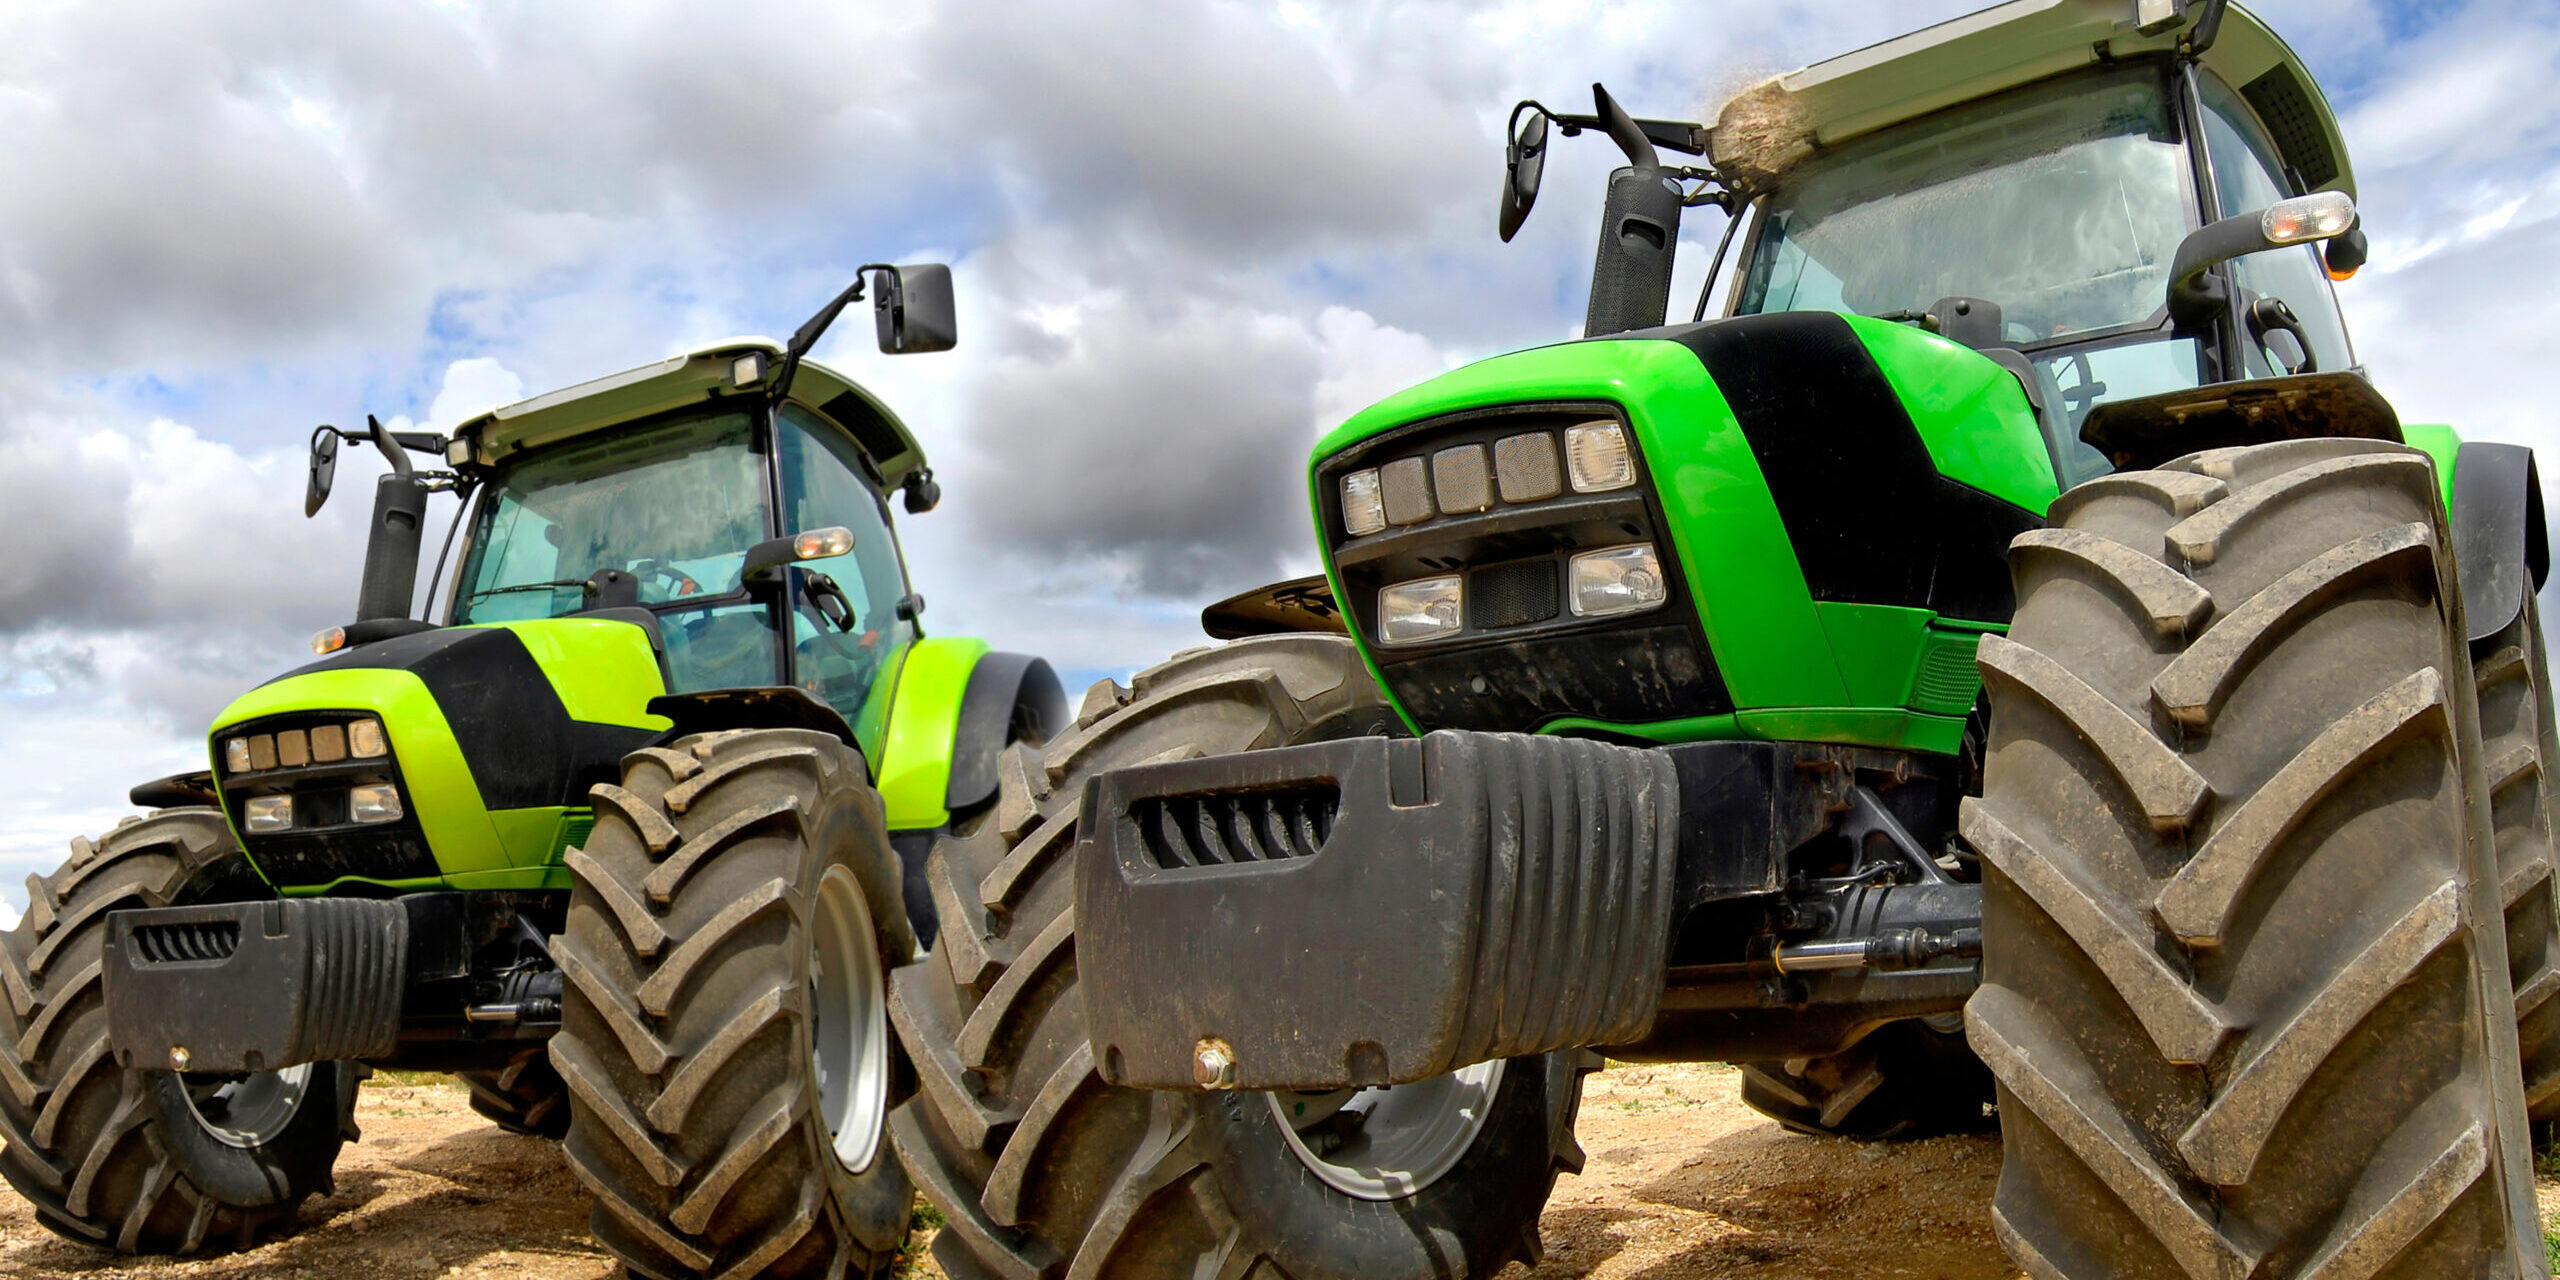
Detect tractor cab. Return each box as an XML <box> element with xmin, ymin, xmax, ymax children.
<box><xmin>444</xmin><ymin>340</ymin><xmax>935</xmax><ymax>752</ymax></box>
<box><xmin>1707</xmin><ymin>0</ymin><xmax>2363</xmax><ymax>486</ymax></box>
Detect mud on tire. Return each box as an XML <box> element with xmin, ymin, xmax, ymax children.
<box><xmin>0</xmin><ymin>809</ymin><xmax>362</xmax><ymax>1255</ymax></box>
<box><xmin>554</xmin><ymin>728</ymin><xmax>917</xmax><ymax>1280</ymax></box>
<box><xmin>889</xmin><ymin>634</ymin><xmax>1592</xmax><ymax>1280</ymax></box>
<box><xmin>1968</xmin><ymin>439</ymin><xmax>2545</xmax><ymax>1278</ymax></box>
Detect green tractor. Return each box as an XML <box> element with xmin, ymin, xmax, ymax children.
<box><xmin>890</xmin><ymin>3</ymin><xmax>2560</xmax><ymax>1278</ymax></box>
<box><xmin>0</xmin><ymin>264</ymin><xmax>1068</xmax><ymax>1279</ymax></box>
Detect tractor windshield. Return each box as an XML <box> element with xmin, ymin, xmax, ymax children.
<box><xmin>1736</xmin><ymin>64</ymin><xmax>2192</xmax><ymax>346</ymax></box>
<box><xmin>452</xmin><ymin>409</ymin><xmax>782</xmax><ymax>692</ymax></box>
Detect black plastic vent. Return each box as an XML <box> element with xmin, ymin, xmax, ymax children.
<box><xmin>2241</xmin><ymin>65</ymin><xmax>2339</xmax><ymax>192</ymax></box>
<box><xmin>133</xmin><ymin>919</ymin><xmax>240</xmax><ymax>965</ymax></box>
<box><xmin>1134</xmin><ymin>786</ymin><xmax>1340</xmax><ymax>868</ymax></box>
<box><xmin>1469</xmin><ymin>559</ymin><xmax>1560</xmax><ymax>630</ymax></box>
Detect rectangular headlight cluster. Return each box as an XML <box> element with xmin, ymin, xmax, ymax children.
<box><xmin>222</xmin><ymin>718</ymin><xmax>387</xmax><ymax>775</ymax></box>
<box><xmin>1375</xmin><ymin>541</ymin><xmax>1669</xmax><ymax>646</ymax></box>
<box><xmin>1336</xmin><ymin>418</ymin><xmax>1636</xmax><ymax>538</ymax></box>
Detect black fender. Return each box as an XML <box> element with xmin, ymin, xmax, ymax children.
<box><xmin>2452</xmin><ymin>441</ymin><xmax>2550</xmax><ymax>643</ymax></box>
<box><xmin>646</xmin><ymin>686</ymin><xmax>864</xmax><ymax>764</ymax></box>
<box><xmin>945</xmin><ymin>652</ymin><xmax>1066</xmax><ymax>812</ymax></box>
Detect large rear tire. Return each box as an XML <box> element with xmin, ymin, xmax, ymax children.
<box><xmin>889</xmin><ymin>634</ymin><xmax>1592</xmax><ymax>1280</ymax></box>
<box><xmin>1969</xmin><ymin>439</ymin><xmax>2545</xmax><ymax>1278</ymax></box>
<box><xmin>2475</xmin><ymin>596</ymin><xmax>2560</xmax><ymax>1131</ymax></box>
<box><xmin>0</xmin><ymin>809</ymin><xmax>361</xmax><ymax>1255</ymax></box>
<box><xmin>554</xmin><ymin>728</ymin><xmax>917</xmax><ymax>1280</ymax></box>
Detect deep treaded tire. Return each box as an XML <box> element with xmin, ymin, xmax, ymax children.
<box><xmin>889</xmin><ymin>634</ymin><xmax>1592</xmax><ymax>1280</ymax></box>
<box><xmin>554</xmin><ymin>728</ymin><xmax>917</xmax><ymax>1280</ymax></box>
<box><xmin>2476</xmin><ymin>597</ymin><xmax>2560</xmax><ymax>1132</ymax></box>
<box><xmin>1968</xmin><ymin>439</ymin><xmax>2546</xmax><ymax>1279</ymax></box>
<box><xmin>1738</xmin><ymin>1018</ymin><xmax>1995</xmax><ymax>1142</ymax></box>
<box><xmin>461</xmin><ymin>1048</ymin><xmax>571</xmax><ymax>1139</ymax></box>
<box><xmin>0</xmin><ymin>809</ymin><xmax>362</xmax><ymax>1254</ymax></box>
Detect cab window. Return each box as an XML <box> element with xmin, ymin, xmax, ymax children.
<box><xmin>2196</xmin><ymin>73</ymin><xmax>2354</xmax><ymax>377</ymax></box>
<box><xmin>777</xmin><ymin>406</ymin><xmax>913</xmax><ymax>742</ymax></box>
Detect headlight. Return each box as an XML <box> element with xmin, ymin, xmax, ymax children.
<box><xmin>348</xmin><ymin>718</ymin><xmax>389</xmax><ymax>759</ymax></box>
<box><xmin>1431</xmin><ymin>444</ymin><xmax>1492</xmax><ymax>514</ymax></box>
<box><xmin>223</xmin><ymin>737</ymin><xmax>252</xmax><ymax>773</ymax></box>
<box><xmin>243</xmin><ymin>795</ymin><xmax>294</xmax><ymax>833</ymax></box>
<box><xmin>310</xmin><ymin>723</ymin><xmax>348</xmax><ymax>763</ymax></box>
<box><xmin>1565</xmin><ymin>421</ymin><xmax>1636</xmax><ymax>492</ymax></box>
<box><xmin>275</xmin><ymin>729</ymin><xmax>310</xmax><ymax>768</ymax></box>
<box><xmin>349</xmin><ymin>784</ymin><xmax>404</xmax><ymax>824</ymax></box>
<box><xmin>1342</xmin><ymin>469</ymin><xmax>1386</xmax><ymax>537</ymax></box>
<box><xmin>1494</xmin><ymin>431</ymin><xmax>1562</xmax><ymax>502</ymax></box>
<box><xmin>1569</xmin><ymin>544</ymin><xmax>1669</xmax><ymax>618</ymax></box>
<box><xmin>1378</xmin><ymin>576</ymin><xmax>1464</xmax><ymax>644</ymax></box>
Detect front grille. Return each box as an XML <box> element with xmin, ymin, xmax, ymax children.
<box><xmin>556</xmin><ymin>813</ymin><xmax>597</xmax><ymax>856</ymax></box>
<box><xmin>133</xmin><ymin>919</ymin><xmax>240</xmax><ymax>964</ymax></box>
<box><xmin>1134</xmin><ymin>786</ymin><xmax>1341</xmax><ymax>868</ymax></box>
<box><xmin>1469</xmin><ymin>559</ymin><xmax>1560</xmax><ymax>629</ymax></box>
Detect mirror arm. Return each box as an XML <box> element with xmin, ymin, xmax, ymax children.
<box><xmin>2166</xmin><ymin>213</ymin><xmax>2279</xmax><ymax>333</ymax></box>
<box><xmin>771</xmin><ymin>263</ymin><xmax>895</xmax><ymax>405</ymax></box>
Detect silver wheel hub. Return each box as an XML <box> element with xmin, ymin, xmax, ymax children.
<box><xmin>182</xmin><ymin>1062</ymin><xmax>314</xmax><ymax>1149</ymax></box>
<box><xmin>1269</xmin><ymin>1058</ymin><xmax>1504</xmax><ymax>1201</ymax></box>
<box><xmin>810</xmin><ymin>865</ymin><xmax>890</xmax><ymax>1174</ymax></box>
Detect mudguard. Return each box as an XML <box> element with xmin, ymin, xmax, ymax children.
<box><xmin>2452</xmin><ymin>441</ymin><xmax>2549</xmax><ymax>642</ymax></box>
<box><xmin>875</xmin><ymin>638</ymin><xmax>1064</xmax><ymax>831</ymax></box>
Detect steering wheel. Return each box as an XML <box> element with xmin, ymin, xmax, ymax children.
<box><xmin>632</xmin><ymin>559</ymin><xmax>704</xmax><ymax>600</ymax></box>
<box><xmin>2055</xmin><ymin>352</ymin><xmax>2108</xmax><ymax>426</ymax></box>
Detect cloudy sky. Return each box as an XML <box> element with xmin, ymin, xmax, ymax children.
<box><xmin>3</xmin><ymin>0</ymin><xmax>2555</xmax><ymax>923</ymax></box>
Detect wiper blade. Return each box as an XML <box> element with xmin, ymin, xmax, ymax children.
<box><xmin>462</xmin><ymin>578</ymin><xmax>594</xmax><ymax>603</ymax></box>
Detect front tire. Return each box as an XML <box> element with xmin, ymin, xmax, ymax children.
<box><xmin>553</xmin><ymin>728</ymin><xmax>916</xmax><ymax>1280</ymax></box>
<box><xmin>0</xmin><ymin>809</ymin><xmax>360</xmax><ymax>1255</ymax></box>
<box><xmin>888</xmin><ymin>635</ymin><xmax>1590</xmax><ymax>1280</ymax></box>
<box><xmin>1969</xmin><ymin>440</ymin><xmax>2545</xmax><ymax>1278</ymax></box>
<box><xmin>2474</xmin><ymin>595</ymin><xmax>2560</xmax><ymax>1132</ymax></box>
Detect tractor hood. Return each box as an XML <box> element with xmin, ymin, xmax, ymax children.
<box><xmin>1308</xmin><ymin>314</ymin><xmax>2052</xmax><ymax>751</ymax></box>
<box><xmin>204</xmin><ymin>617</ymin><xmax>670</xmax><ymax>892</ymax></box>
<box><xmin>1712</xmin><ymin>1</ymin><xmax>2351</xmax><ymax>201</ymax></box>
<box><xmin>451</xmin><ymin>340</ymin><xmax>930</xmax><ymax>491</ymax></box>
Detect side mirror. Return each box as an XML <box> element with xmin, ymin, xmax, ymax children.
<box><xmin>875</xmin><ymin>264</ymin><xmax>957</xmax><ymax>354</ymax></box>
<box><xmin>1499</xmin><ymin>106</ymin><xmax>1549</xmax><ymax>243</ymax></box>
<box><xmin>305</xmin><ymin>428</ymin><xmax>339</xmax><ymax>517</ymax></box>
<box><xmin>2167</xmin><ymin>191</ymin><xmax>2357</xmax><ymax>333</ymax></box>
<box><xmin>902</xmin><ymin>468</ymin><xmax>941</xmax><ymax>514</ymax></box>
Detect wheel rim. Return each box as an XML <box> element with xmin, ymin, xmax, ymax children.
<box><xmin>810</xmin><ymin>865</ymin><xmax>890</xmax><ymax>1174</ymax></box>
<box><xmin>181</xmin><ymin>1063</ymin><xmax>314</xmax><ymax>1149</ymax></box>
<box><xmin>1267</xmin><ymin>1058</ymin><xmax>1504</xmax><ymax>1201</ymax></box>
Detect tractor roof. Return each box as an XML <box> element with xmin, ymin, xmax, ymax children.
<box><xmin>454</xmin><ymin>339</ymin><xmax>928</xmax><ymax>488</ymax></box>
<box><xmin>1711</xmin><ymin>1</ymin><xmax>2350</xmax><ymax>200</ymax></box>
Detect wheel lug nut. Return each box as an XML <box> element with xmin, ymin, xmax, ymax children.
<box><xmin>1193</xmin><ymin>1038</ymin><xmax>1238</xmax><ymax>1090</ymax></box>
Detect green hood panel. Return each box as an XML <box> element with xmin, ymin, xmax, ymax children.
<box><xmin>1312</xmin><ymin>313</ymin><xmax>2050</xmax><ymax>747</ymax></box>
<box><xmin>210</xmin><ymin>618</ymin><xmax>670</xmax><ymax>888</ymax></box>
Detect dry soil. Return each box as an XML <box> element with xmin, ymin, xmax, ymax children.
<box><xmin>4</xmin><ymin>1063</ymin><xmax>2555</xmax><ymax>1279</ymax></box>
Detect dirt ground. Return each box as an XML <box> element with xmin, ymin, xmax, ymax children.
<box><xmin>3</xmin><ymin>1064</ymin><xmax>2554</xmax><ymax>1280</ymax></box>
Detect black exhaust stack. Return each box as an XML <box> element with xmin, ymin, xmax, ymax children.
<box><xmin>355</xmin><ymin>415</ymin><xmax>428</xmax><ymax>622</ymax></box>
<box><xmin>1583</xmin><ymin>84</ymin><xmax>1684</xmax><ymax>338</ymax></box>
